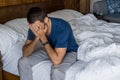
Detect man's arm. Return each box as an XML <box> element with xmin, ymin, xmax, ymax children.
<box><xmin>22</xmin><ymin>37</ymin><xmax>39</xmax><ymax>57</ymax></box>
<box><xmin>33</xmin><ymin>20</ymin><xmax>67</xmax><ymax>65</ymax></box>
<box><xmin>40</xmin><ymin>35</ymin><xmax>67</xmax><ymax>65</ymax></box>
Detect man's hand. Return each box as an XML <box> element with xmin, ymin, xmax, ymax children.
<box><xmin>29</xmin><ymin>21</ymin><xmax>48</xmax><ymax>42</ymax></box>
<box><xmin>35</xmin><ymin>22</ymin><xmax>48</xmax><ymax>38</ymax></box>
<box><xmin>29</xmin><ymin>24</ymin><xmax>40</xmax><ymax>38</ymax></box>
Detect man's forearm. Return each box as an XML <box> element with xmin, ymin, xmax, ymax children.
<box><xmin>44</xmin><ymin>43</ymin><xmax>62</xmax><ymax>65</ymax></box>
<box><xmin>23</xmin><ymin>37</ymin><xmax>39</xmax><ymax>57</ymax></box>
<box><xmin>40</xmin><ymin>35</ymin><xmax>62</xmax><ymax>65</ymax></box>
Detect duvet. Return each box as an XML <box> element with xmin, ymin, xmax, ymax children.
<box><xmin>65</xmin><ymin>14</ymin><xmax>120</xmax><ymax>80</ymax></box>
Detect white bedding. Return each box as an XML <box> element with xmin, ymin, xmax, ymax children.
<box><xmin>2</xmin><ymin>39</ymin><xmax>52</xmax><ymax>80</ymax></box>
<box><xmin>65</xmin><ymin>60</ymin><xmax>88</xmax><ymax>80</ymax></box>
<box><xmin>0</xmin><ymin>24</ymin><xmax>19</xmax><ymax>54</ymax></box>
<box><xmin>75</xmin><ymin>56</ymin><xmax>120</xmax><ymax>80</ymax></box>
<box><xmin>3</xmin><ymin>40</ymin><xmax>24</xmax><ymax>75</ymax></box>
<box><xmin>1</xmin><ymin>9</ymin><xmax>120</xmax><ymax>80</ymax></box>
<box><xmin>65</xmin><ymin>14</ymin><xmax>120</xmax><ymax>80</ymax></box>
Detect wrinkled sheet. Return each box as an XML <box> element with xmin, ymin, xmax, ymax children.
<box><xmin>65</xmin><ymin>14</ymin><xmax>120</xmax><ymax>80</ymax></box>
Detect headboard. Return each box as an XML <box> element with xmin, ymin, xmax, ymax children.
<box><xmin>0</xmin><ymin>0</ymin><xmax>64</xmax><ymax>23</ymax></box>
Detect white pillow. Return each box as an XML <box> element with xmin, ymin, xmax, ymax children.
<box><xmin>5</xmin><ymin>18</ymin><xmax>29</xmax><ymax>40</ymax></box>
<box><xmin>0</xmin><ymin>24</ymin><xmax>18</xmax><ymax>54</ymax></box>
<box><xmin>48</xmin><ymin>9</ymin><xmax>83</xmax><ymax>21</ymax></box>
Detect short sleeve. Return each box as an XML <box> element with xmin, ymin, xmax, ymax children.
<box><xmin>27</xmin><ymin>29</ymin><xmax>35</xmax><ymax>40</ymax></box>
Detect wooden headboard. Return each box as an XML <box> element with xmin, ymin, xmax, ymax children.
<box><xmin>0</xmin><ymin>0</ymin><xmax>64</xmax><ymax>23</ymax></box>
<box><xmin>0</xmin><ymin>0</ymin><xmax>90</xmax><ymax>24</ymax></box>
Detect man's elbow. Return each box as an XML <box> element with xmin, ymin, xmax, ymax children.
<box><xmin>22</xmin><ymin>50</ymin><xmax>28</xmax><ymax>57</ymax></box>
<box><xmin>22</xmin><ymin>48</ymin><xmax>30</xmax><ymax>57</ymax></box>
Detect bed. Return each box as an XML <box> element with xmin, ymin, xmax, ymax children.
<box><xmin>1</xmin><ymin>1</ymin><xmax>120</xmax><ymax>80</ymax></box>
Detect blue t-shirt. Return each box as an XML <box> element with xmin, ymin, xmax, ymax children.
<box><xmin>27</xmin><ymin>17</ymin><xmax>78</xmax><ymax>52</ymax></box>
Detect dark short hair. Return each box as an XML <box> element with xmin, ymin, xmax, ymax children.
<box><xmin>27</xmin><ymin>7</ymin><xmax>47</xmax><ymax>23</ymax></box>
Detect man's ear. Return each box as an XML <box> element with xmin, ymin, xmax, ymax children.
<box><xmin>44</xmin><ymin>17</ymin><xmax>49</xmax><ymax>23</ymax></box>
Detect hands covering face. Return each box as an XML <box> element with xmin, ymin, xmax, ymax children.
<box><xmin>29</xmin><ymin>20</ymin><xmax>48</xmax><ymax>39</ymax></box>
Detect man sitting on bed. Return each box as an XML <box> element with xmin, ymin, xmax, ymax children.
<box><xmin>18</xmin><ymin>7</ymin><xmax>78</xmax><ymax>80</ymax></box>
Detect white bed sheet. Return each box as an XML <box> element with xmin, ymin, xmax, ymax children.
<box><xmin>65</xmin><ymin>14</ymin><xmax>120</xmax><ymax>80</ymax></box>
<box><xmin>65</xmin><ymin>60</ymin><xmax>88</xmax><ymax>80</ymax></box>
<box><xmin>75</xmin><ymin>56</ymin><xmax>120</xmax><ymax>80</ymax></box>
<box><xmin>2</xmin><ymin>40</ymin><xmax>24</xmax><ymax>75</ymax></box>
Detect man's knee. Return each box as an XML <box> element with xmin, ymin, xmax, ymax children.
<box><xmin>18</xmin><ymin>57</ymin><xmax>29</xmax><ymax>68</ymax></box>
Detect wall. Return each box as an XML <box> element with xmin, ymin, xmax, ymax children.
<box><xmin>65</xmin><ymin>0</ymin><xmax>90</xmax><ymax>14</ymax></box>
<box><xmin>64</xmin><ymin>0</ymin><xmax>79</xmax><ymax>11</ymax></box>
<box><xmin>0</xmin><ymin>0</ymin><xmax>65</xmax><ymax>23</ymax></box>
<box><xmin>90</xmin><ymin>0</ymin><xmax>102</xmax><ymax>12</ymax></box>
<box><xmin>0</xmin><ymin>0</ymin><xmax>48</xmax><ymax>7</ymax></box>
<box><xmin>0</xmin><ymin>0</ymin><xmax>90</xmax><ymax>14</ymax></box>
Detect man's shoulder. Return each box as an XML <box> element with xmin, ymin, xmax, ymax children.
<box><xmin>49</xmin><ymin>17</ymin><xmax>67</xmax><ymax>23</ymax></box>
<box><xmin>50</xmin><ymin>17</ymin><xmax>71</xmax><ymax>31</ymax></box>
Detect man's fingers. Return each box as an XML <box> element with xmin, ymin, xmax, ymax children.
<box><xmin>29</xmin><ymin>24</ymin><xmax>38</xmax><ymax>34</ymax></box>
<box><xmin>35</xmin><ymin>23</ymin><xmax>42</xmax><ymax>29</ymax></box>
<box><xmin>33</xmin><ymin>24</ymin><xmax>39</xmax><ymax>31</ymax></box>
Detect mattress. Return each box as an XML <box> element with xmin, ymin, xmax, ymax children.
<box><xmin>2</xmin><ymin>40</ymin><xmax>24</xmax><ymax>75</ymax></box>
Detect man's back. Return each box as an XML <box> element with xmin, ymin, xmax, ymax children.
<box><xmin>48</xmin><ymin>17</ymin><xmax>78</xmax><ymax>52</ymax></box>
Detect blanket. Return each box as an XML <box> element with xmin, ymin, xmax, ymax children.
<box><xmin>65</xmin><ymin>14</ymin><xmax>120</xmax><ymax>80</ymax></box>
